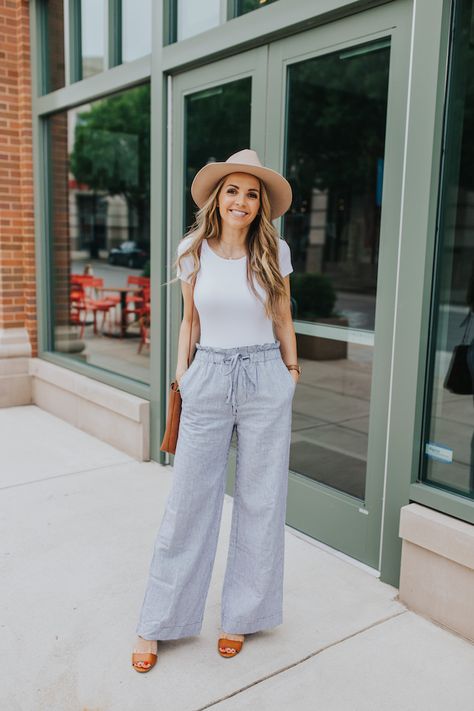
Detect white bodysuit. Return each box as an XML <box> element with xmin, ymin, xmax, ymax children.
<box><xmin>176</xmin><ymin>235</ymin><xmax>293</xmax><ymax>348</ymax></box>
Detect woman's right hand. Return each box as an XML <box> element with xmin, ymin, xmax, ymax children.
<box><xmin>175</xmin><ymin>368</ymin><xmax>187</xmax><ymax>387</ymax></box>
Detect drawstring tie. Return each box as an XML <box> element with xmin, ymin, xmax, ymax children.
<box><xmin>222</xmin><ymin>353</ymin><xmax>257</xmax><ymax>415</ymax></box>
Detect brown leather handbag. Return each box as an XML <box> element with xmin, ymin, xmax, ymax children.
<box><xmin>160</xmin><ymin>274</ymin><xmax>196</xmax><ymax>455</ymax></box>
<box><xmin>443</xmin><ymin>311</ymin><xmax>473</xmax><ymax>395</ymax></box>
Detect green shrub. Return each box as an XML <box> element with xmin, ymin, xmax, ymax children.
<box><xmin>289</xmin><ymin>272</ymin><xmax>337</xmax><ymax>319</ymax></box>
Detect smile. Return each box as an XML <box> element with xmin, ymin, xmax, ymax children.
<box><xmin>229</xmin><ymin>209</ymin><xmax>248</xmax><ymax>217</ymax></box>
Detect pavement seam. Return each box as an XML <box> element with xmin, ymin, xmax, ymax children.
<box><xmin>0</xmin><ymin>458</ymin><xmax>138</xmax><ymax>491</ymax></box>
<box><xmin>192</xmin><ymin>609</ymin><xmax>408</xmax><ymax>711</ymax></box>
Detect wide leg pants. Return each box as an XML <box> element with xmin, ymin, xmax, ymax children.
<box><xmin>136</xmin><ymin>339</ymin><xmax>296</xmax><ymax>640</ymax></box>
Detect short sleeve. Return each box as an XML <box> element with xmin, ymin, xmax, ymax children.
<box><xmin>278</xmin><ymin>238</ymin><xmax>293</xmax><ymax>277</ymax></box>
<box><xmin>176</xmin><ymin>236</ymin><xmax>195</xmax><ymax>283</ymax></box>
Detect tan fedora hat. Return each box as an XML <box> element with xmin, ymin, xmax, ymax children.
<box><xmin>190</xmin><ymin>149</ymin><xmax>293</xmax><ymax>220</ymax></box>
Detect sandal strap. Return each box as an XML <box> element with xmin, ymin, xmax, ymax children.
<box><xmin>132</xmin><ymin>652</ymin><xmax>157</xmax><ymax>663</ymax></box>
<box><xmin>218</xmin><ymin>638</ymin><xmax>243</xmax><ymax>652</ymax></box>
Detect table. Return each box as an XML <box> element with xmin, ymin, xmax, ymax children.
<box><xmin>99</xmin><ymin>286</ymin><xmax>145</xmax><ymax>338</ymax></box>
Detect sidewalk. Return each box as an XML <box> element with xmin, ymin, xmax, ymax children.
<box><xmin>1</xmin><ymin>405</ymin><xmax>473</xmax><ymax>711</ymax></box>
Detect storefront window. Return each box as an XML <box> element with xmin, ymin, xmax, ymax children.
<box><xmin>122</xmin><ymin>0</ymin><xmax>152</xmax><ymax>62</ymax></box>
<box><xmin>48</xmin><ymin>84</ymin><xmax>151</xmax><ymax>384</ymax></box>
<box><xmin>283</xmin><ymin>38</ymin><xmax>390</xmax><ymax>332</ymax></box>
<box><xmin>81</xmin><ymin>0</ymin><xmax>106</xmax><ymax>78</ymax></box>
<box><xmin>183</xmin><ymin>78</ymin><xmax>251</xmax><ymax>231</ymax></box>
<box><xmin>422</xmin><ymin>0</ymin><xmax>474</xmax><ymax>499</ymax></box>
<box><xmin>234</xmin><ymin>0</ymin><xmax>279</xmax><ymax>17</ymax></box>
<box><xmin>174</xmin><ymin>0</ymin><xmax>220</xmax><ymax>42</ymax></box>
<box><xmin>281</xmin><ymin>37</ymin><xmax>391</xmax><ymax>498</ymax></box>
<box><xmin>41</xmin><ymin>0</ymin><xmax>65</xmax><ymax>93</ymax></box>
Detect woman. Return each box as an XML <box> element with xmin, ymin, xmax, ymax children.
<box><xmin>132</xmin><ymin>149</ymin><xmax>301</xmax><ymax>672</ymax></box>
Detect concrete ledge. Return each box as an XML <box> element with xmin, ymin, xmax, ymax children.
<box><xmin>0</xmin><ymin>327</ymin><xmax>32</xmax><ymax>359</ymax></box>
<box><xmin>399</xmin><ymin>503</ymin><xmax>474</xmax><ymax>641</ymax></box>
<box><xmin>29</xmin><ymin>358</ymin><xmax>150</xmax><ymax>461</ymax></box>
<box><xmin>0</xmin><ymin>327</ymin><xmax>150</xmax><ymax>459</ymax></box>
<box><xmin>0</xmin><ymin>329</ymin><xmax>33</xmax><ymax>406</ymax></box>
<box><xmin>0</xmin><ymin>371</ymin><xmax>32</xmax><ymax>407</ymax></box>
<box><xmin>29</xmin><ymin>359</ymin><xmax>146</xmax><ymax>422</ymax></box>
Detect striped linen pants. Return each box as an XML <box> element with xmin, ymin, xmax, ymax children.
<box><xmin>136</xmin><ymin>339</ymin><xmax>295</xmax><ymax>640</ymax></box>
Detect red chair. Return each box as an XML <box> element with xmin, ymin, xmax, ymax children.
<box><xmin>70</xmin><ymin>281</ymin><xmax>89</xmax><ymax>338</ymax></box>
<box><xmin>126</xmin><ymin>275</ymin><xmax>150</xmax><ymax>291</ymax></box>
<box><xmin>70</xmin><ymin>274</ymin><xmax>92</xmax><ymax>283</ymax></box>
<box><xmin>124</xmin><ymin>276</ymin><xmax>150</xmax><ymax>328</ymax></box>
<box><xmin>137</xmin><ymin>286</ymin><xmax>151</xmax><ymax>354</ymax></box>
<box><xmin>126</xmin><ymin>276</ymin><xmax>150</xmax><ymax>305</ymax></box>
<box><xmin>82</xmin><ymin>278</ymin><xmax>117</xmax><ymax>334</ymax></box>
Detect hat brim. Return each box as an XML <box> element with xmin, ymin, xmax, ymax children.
<box><xmin>190</xmin><ymin>161</ymin><xmax>293</xmax><ymax>220</ymax></box>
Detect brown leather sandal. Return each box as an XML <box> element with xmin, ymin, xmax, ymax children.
<box><xmin>218</xmin><ymin>637</ymin><xmax>244</xmax><ymax>658</ymax></box>
<box><xmin>132</xmin><ymin>650</ymin><xmax>158</xmax><ymax>673</ymax></box>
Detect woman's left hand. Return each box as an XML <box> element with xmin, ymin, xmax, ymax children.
<box><xmin>289</xmin><ymin>369</ymin><xmax>299</xmax><ymax>384</ymax></box>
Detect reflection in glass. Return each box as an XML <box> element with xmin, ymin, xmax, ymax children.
<box><xmin>122</xmin><ymin>0</ymin><xmax>152</xmax><ymax>62</ymax></box>
<box><xmin>235</xmin><ymin>0</ymin><xmax>279</xmax><ymax>16</ymax></box>
<box><xmin>283</xmin><ymin>38</ymin><xmax>391</xmax><ymax>331</ymax></box>
<box><xmin>43</xmin><ymin>0</ymin><xmax>65</xmax><ymax>93</ymax></box>
<box><xmin>81</xmin><ymin>0</ymin><xmax>105</xmax><ymax>78</ymax></box>
<box><xmin>290</xmin><ymin>338</ymin><xmax>372</xmax><ymax>499</ymax></box>
<box><xmin>283</xmin><ymin>39</ymin><xmax>391</xmax><ymax>500</ymax></box>
<box><xmin>48</xmin><ymin>84</ymin><xmax>151</xmax><ymax>383</ymax></box>
<box><xmin>423</xmin><ymin>0</ymin><xmax>474</xmax><ymax>500</ymax></box>
<box><xmin>176</xmin><ymin>0</ymin><xmax>220</xmax><ymax>41</ymax></box>
<box><xmin>183</xmin><ymin>78</ymin><xmax>251</xmax><ymax>231</ymax></box>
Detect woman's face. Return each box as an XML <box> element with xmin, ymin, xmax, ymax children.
<box><xmin>217</xmin><ymin>172</ymin><xmax>261</xmax><ymax>231</ymax></box>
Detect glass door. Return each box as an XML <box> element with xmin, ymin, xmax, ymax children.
<box><xmin>167</xmin><ymin>47</ymin><xmax>268</xmax><ymax>464</ymax></box>
<box><xmin>266</xmin><ymin>1</ymin><xmax>412</xmax><ymax>566</ymax></box>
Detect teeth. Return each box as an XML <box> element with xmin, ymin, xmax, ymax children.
<box><xmin>231</xmin><ymin>210</ymin><xmax>247</xmax><ymax>216</ymax></box>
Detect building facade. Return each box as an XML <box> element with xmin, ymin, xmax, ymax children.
<box><xmin>1</xmin><ymin>0</ymin><xmax>473</xmax><ymax>641</ymax></box>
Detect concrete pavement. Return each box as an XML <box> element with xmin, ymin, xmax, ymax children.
<box><xmin>1</xmin><ymin>405</ymin><xmax>473</xmax><ymax>711</ymax></box>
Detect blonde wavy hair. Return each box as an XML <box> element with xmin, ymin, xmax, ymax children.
<box><xmin>169</xmin><ymin>174</ymin><xmax>289</xmax><ymax>327</ymax></box>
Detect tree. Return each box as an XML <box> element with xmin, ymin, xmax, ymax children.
<box><xmin>69</xmin><ymin>84</ymin><xmax>151</xmax><ymax>255</ymax></box>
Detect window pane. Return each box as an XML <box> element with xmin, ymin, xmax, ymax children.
<box><xmin>289</xmin><ymin>335</ymin><xmax>372</xmax><ymax>499</ymax></box>
<box><xmin>235</xmin><ymin>0</ymin><xmax>278</xmax><ymax>17</ymax></box>
<box><xmin>42</xmin><ymin>0</ymin><xmax>65</xmax><ymax>93</ymax></box>
<box><xmin>422</xmin><ymin>0</ymin><xmax>474</xmax><ymax>499</ymax></box>
<box><xmin>282</xmin><ymin>38</ymin><xmax>391</xmax><ymax>499</ymax></box>
<box><xmin>176</xmin><ymin>0</ymin><xmax>220</xmax><ymax>41</ymax></box>
<box><xmin>183</xmin><ymin>78</ymin><xmax>252</xmax><ymax>231</ymax></box>
<box><xmin>122</xmin><ymin>0</ymin><xmax>152</xmax><ymax>62</ymax></box>
<box><xmin>48</xmin><ymin>84</ymin><xmax>151</xmax><ymax>383</ymax></box>
<box><xmin>283</xmin><ymin>39</ymin><xmax>391</xmax><ymax>331</ymax></box>
<box><xmin>81</xmin><ymin>0</ymin><xmax>105</xmax><ymax>78</ymax></box>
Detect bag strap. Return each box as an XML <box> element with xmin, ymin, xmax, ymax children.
<box><xmin>460</xmin><ymin>310</ymin><xmax>473</xmax><ymax>344</ymax></box>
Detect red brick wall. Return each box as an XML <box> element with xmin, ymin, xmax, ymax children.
<box><xmin>0</xmin><ymin>0</ymin><xmax>36</xmax><ymax>354</ymax></box>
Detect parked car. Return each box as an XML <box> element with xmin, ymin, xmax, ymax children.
<box><xmin>108</xmin><ymin>241</ymin><xmax>149</xmax><ymax>268</ymax></box>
